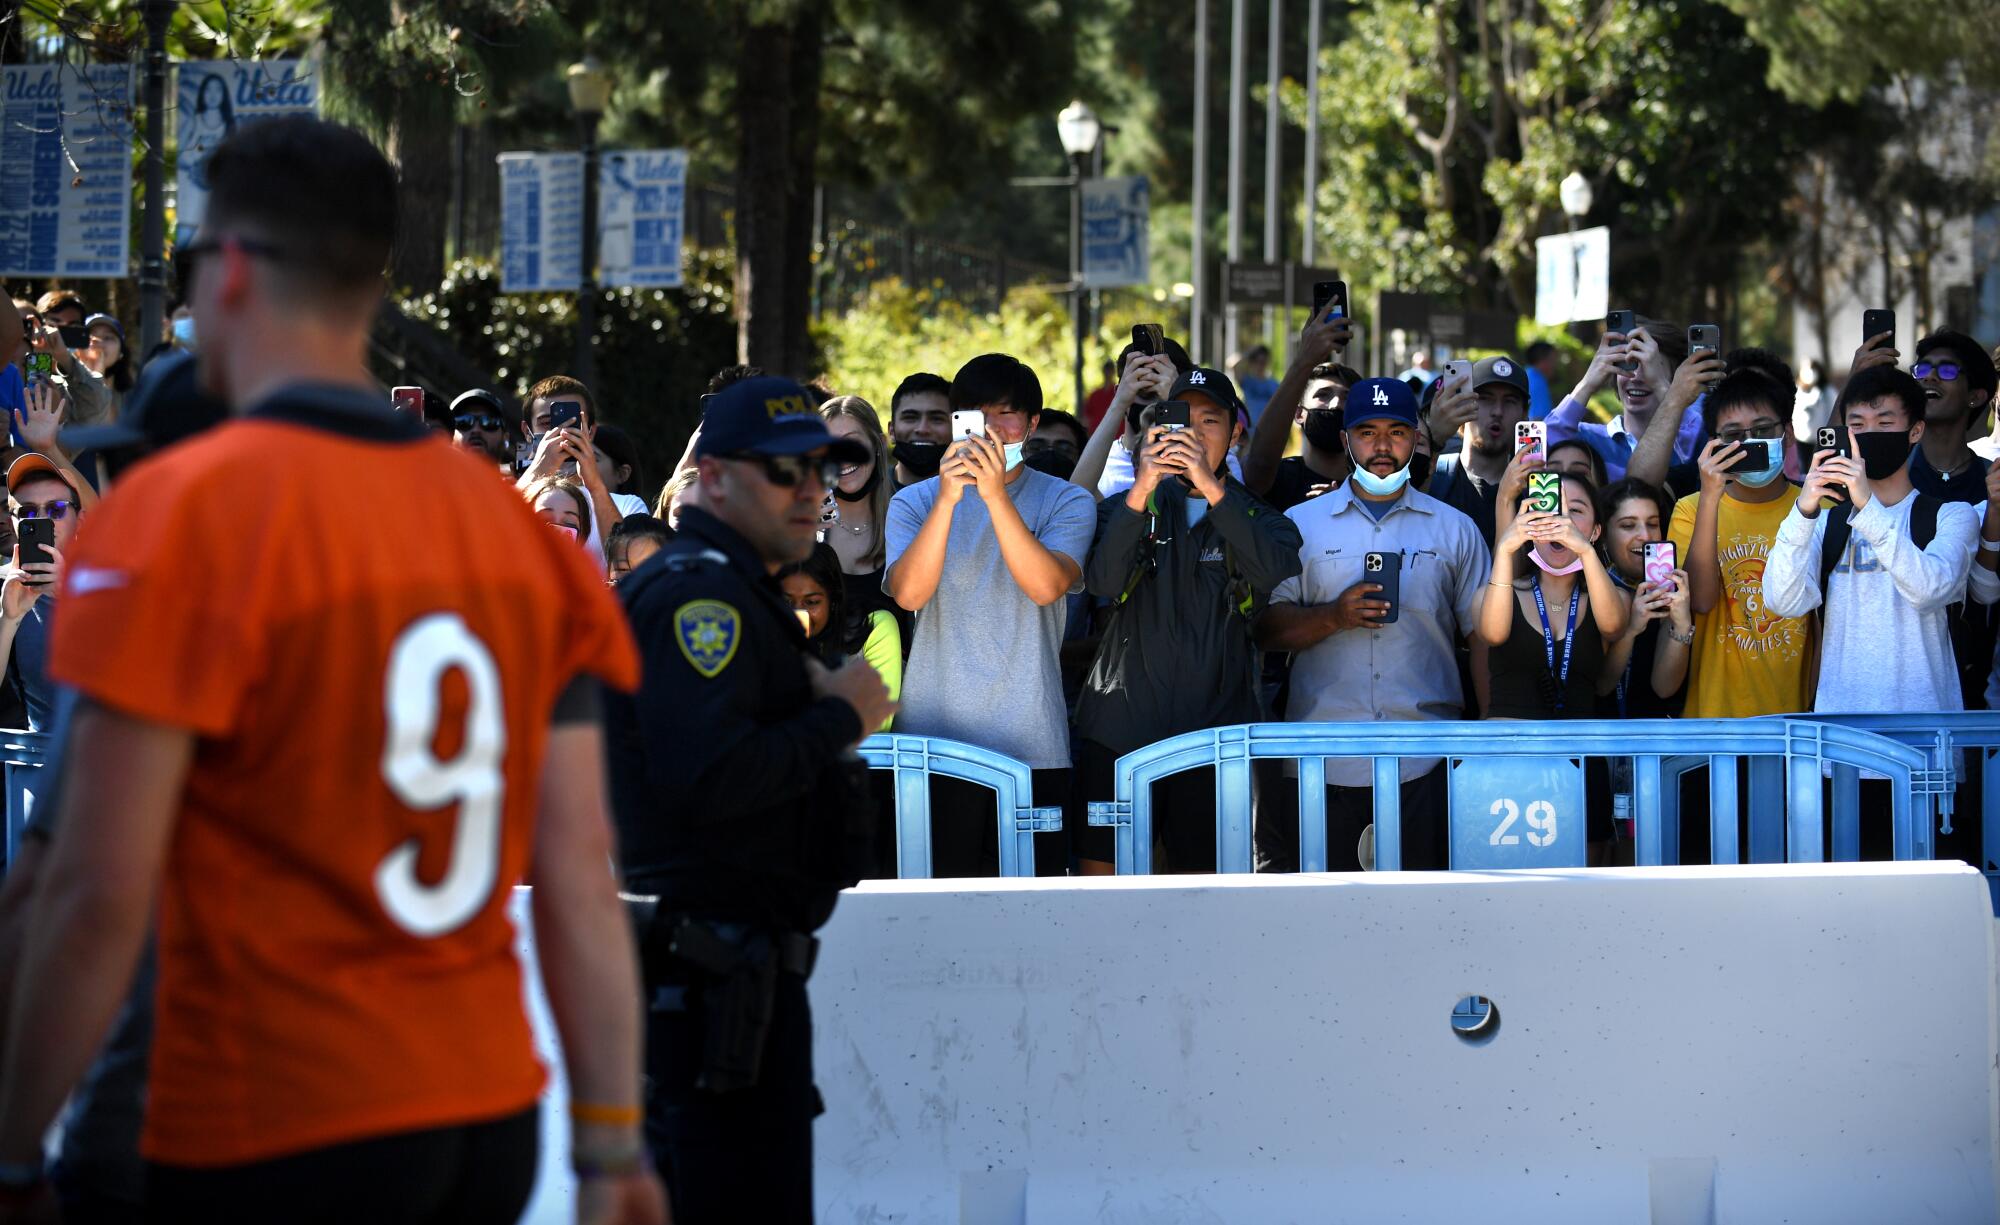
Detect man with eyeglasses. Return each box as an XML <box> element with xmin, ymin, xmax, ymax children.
<box><xmin>604</xmin><ymin>374</ymin><xmax>893</xmax><ymax>1221</ymax></box>
<box><xmin>0</xmin><ymin>454</ymin><xmax>80</xmax><ymax>732</ymax></box>
<box><xmin>449</xmin><ymin>387</ymin><xmax>514</xmax><ymax>469</ymax></box>
<box><xmin>1668</xmin><ymin>368</ymin><xmax>1817</xmax><ymax>719</ymax></box>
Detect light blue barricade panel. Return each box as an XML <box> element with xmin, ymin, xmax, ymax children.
<box><xmin>856</xmin><ymin>734</ymin><xmax>1062</xmax><ymax>879</ymax></box>
<box><xmin>1448</xmin><ymin>755</ymin><xmax>1588</xmax><ymax>869</ymax></box>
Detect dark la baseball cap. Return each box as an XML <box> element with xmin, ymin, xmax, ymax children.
<box><xmin>1344</xmin><ymin>377</ymin><xmax>1420</xmax><ymax>429</ymax></box>
<box><xmin>1472</xmin><ymin>355</ymin><xmax>1531</xmax><ymax>398</ymax></box>
<box><xmin>1166</xmin><ymin>366</ymin><xmax>1248</xmax><ymax>424</ymax></box>
<box><xmin>60</xmin><ymin>349</ymin><xmax>227</xmax><ymax>462</ymax></box>
<box><xmin>693</xmin><ymin>376</ymin><xmax>867</xmax><ymax>464</ymax></box>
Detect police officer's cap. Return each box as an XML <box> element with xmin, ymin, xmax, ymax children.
<box><xmin>693</xmin><ymin>376</ymin><xmax>868</xmax><ymax>465</ymax></box>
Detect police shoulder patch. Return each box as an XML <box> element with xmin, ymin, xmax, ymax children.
<box><xmin>674</xmin><ymin>599</ymin><xmax>741</xmax><ymax>678</ymax></box>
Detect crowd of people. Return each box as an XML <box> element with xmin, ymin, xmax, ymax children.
<box><xmin>0</xmin><ymin>108</ymin><xmax>1997</xmax><ymax>1225</ymax></box>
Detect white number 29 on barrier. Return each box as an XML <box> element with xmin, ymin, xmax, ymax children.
<box><xmin>375</xmin><ymin>613</ymin><xmax>509</xmax><ymax>937</ymax></box>
<box><xmin>1488</xmin><ymin>798</ymin><xmax>1559</xmax><ymax>849</ymax></box>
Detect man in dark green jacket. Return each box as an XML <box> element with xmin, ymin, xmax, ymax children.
<box><xmin>1075</xmin><ymin>367</ymin><xmax>1304</xmax><ymax>873</ymax></box>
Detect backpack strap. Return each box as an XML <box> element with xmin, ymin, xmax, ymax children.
<box><xmin>1431</xmin><ymin>454</ymin><xmax>1460</xmax><ymax>504</ymax></box>
<box><xmin>1911</xmin><ymin>492</ymin><xmax>1939</xmax><ymax>549</ymax></box>
<box><xmin>1817</xmin><ymin>492</ymin><xmax>1943</xmax><ymax>596</ymax></box>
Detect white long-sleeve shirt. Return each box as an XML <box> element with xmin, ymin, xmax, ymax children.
<box><xmin>1761</xmin><ymin>490</ymin><xmax>1978</xmax><ymax>713</ymax></box>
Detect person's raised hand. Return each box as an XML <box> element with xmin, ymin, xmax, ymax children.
<box><xmin>16</xmin><ymin>379</ymin><xmax>66</xmax><ymax>455</ymax></box>
<box><xmin>1664</xmin><ymin>568</ymin><xmax>1693</xmax><ymax>630</ymax></box>
<box><xmin>1112</xmin><ymin>354</ymin><xmax>1175</xmax><ymax>418</ymax></box>
<box><xmin>1850</xmin><ymin>333</ymin><xmax>1900</xmax><ymax>378</ymax></box>
<box><xmin>1801</xmin><ymin>443</ymin><xmax>1856</xmax><ymax>509</ymax></box>
<box><xmin>1428</xmin><ymin>375</ymin><xmax>1477</xmax><ymax>451</ymax></box>
<box><xmin>1628</xmin><ymin>580</ymin><xmax>1671</xmax><ymax>629</ymax></box>
<box><xmin>1126</xmin><ymin>426</ymin><xmax>1174</xmax><ymax>503</ymax></box>
<box><xmin>1293</xmin><ymin>310</ymin><xmax>1353</xmax><ymax>369</ymax></box>
<box><xmin>1577</xmin><ymin>328</ymin><xmax>1626</xmax><ymax>400</ymax></box>
<box><xmin>1161</xmin><ymin>430</ymin><xmax>1224</xmax><ymax>501</ymax></box>
<box><xmin>522</xmin><ymin>428</ymin><xmax>571</xmax><ymax>482</ymax></box>
<box><xmin>30</xmin><ymin>320</ymin><xmax>71</xmax><ymax>369</ymax></box>
<box><xmin>1666</xmin><ymin>349</ymin><xmax>1724</xmax><ymax>415</ymax></box>
<box><xmin>1497</xmin><ymin>444</ymin><xmax>1538</xmax><ymax>507</ymax></box>
<box><xmin>937</xmin><ymin>435</ymin><xmax>979</xmax><ymax>502</ymax></box>
<box><xmin>1696</xmin><ymin>436</ymin><xmax>1743</xmax><ymax>498</ymax></box>
<box><xmin>2</xmin><ymin>547</ymin><xmax>42</xmax><ymax>623</ymax></box>
<box><xmin>1628</xmin><ymin>327</ymin><xmax>1670</xmax><ymax>391</ymax></box>
<box><xmin>807</xmin><ymin>654</ymin><xmax>898</xmax><ymax>738</ymax></box>
<box><xmin>963</xmin><ymin>431</ymin><xmax>1009</xmax><ymax>499</ymax></box>
<box><xmin>1984</xmin><ymin>459</ymin><xmax>2000</xmax><ymax>507</ymax></box>
<box><xmin>1328</xmin><ymin>579</ymin><xmax>1390</xmax><ymax>632</ymax></box>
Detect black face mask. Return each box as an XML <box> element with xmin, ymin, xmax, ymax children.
<box><xmin>1300</xmin><ymin>409</ymin><xmax>1344</xmax><ymax>453</ymax></box>
<box><xmin>1022</xmin><ymin>450</ymin><xmax>1077</xmax><ymax>481</ymax></box>
<box><xmin>832</xmin><ymin>463</ymin><xmax>882</xmax><ymax>502</ymax></box>
<box><xmin>891</xmin><ymin>440</ymin><xmax>945</xmax><ymax>480</ymax></box>
<box><xmin>1856</xmin><ymin>429</ymin><xmax>1916</xmax><ymax>481</ymax></box>
<box><xmin>1407</xmin><ymin>451</ymin><xmax>1435</xmax><ymax>486</ymax></box>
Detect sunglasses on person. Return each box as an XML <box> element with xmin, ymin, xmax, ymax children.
<box><xmin>1912</xmin><ymin>361</ymin><xmax>1961</xmax><ymax>382</ymax></box>
<box><xmin>12</xmin><ymin>500</ymin><xmax>73</xmax><ymax>521</ymax></box>
<box><xmin>172</xmin><ymin>235</ymin><xmax>290</xmax><ymax>296</ymax></box>
<box><xmin>720</xmin><ymin>452</ymin><xmax>843</xmax><ymax>490</ymax></box>
<box><xmin>455</xmin><ymin>413</ymin><xmax>504</xmax><ymax>432</ymax></box>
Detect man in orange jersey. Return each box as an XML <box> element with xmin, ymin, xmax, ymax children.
<box><xmin>0</xmin><ymin>116</ymin><xmax>666</xmax><ymax>1225</ymax></box>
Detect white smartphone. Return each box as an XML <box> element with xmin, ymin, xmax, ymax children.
<box><xmin>1443</xmin><ymin>358</ymin><xmax>1472</xmax><ymax>386</ymax></box>
<box><xmin>1515</xmin><ymin>419</ymin><xmax>1546</xmax><ymax>461</ymax></box>
<box><xmin>951</xmin><ymin>410</ymin><xmax>985</xmax><ymax>442</ymax></box>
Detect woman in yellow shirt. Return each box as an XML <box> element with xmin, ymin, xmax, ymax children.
<box><xmin>777</xmin><ymin>542</ymin><xmax>901</xmax><ymax>732</ymax></box>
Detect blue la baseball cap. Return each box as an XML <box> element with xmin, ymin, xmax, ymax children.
<box><xmin>693</xmin><ymin>376</ymin><xmax>868</xmax><ymax>464</ymax></box>
<box><xmin>1343</xmin><ymin>377</ymin><xmax>1420</xmax><ymax>429</ymax></box>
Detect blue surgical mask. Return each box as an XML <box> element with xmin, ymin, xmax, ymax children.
<box><xmin>1735</xmin><ymin>448</ymin><xmax>1786</xmax><ymax>487</ymax></box>
<box><xmin>1347</xmin><ymin>451</ymin><xmax>1412</xmax><ymax>497</ymax></box>
<box><xmin>171</xmin><ymin>316</ymin><xmax>197</xmax><ymax>349</ymax></box>
<box><xmin>1003</xmin><ymin>441</ymin><xmax>1025</xmax><ymax>471</ymax></box>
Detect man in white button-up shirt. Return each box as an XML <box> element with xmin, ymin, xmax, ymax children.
<box><xmin>1254</xmin><ymin>378</ymin><xmax>1490</xmax><ymax>871</ymax></box>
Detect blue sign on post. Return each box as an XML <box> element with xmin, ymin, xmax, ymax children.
<box><xmin>498</xmin><ymin>152</ymin><xmax>584</xmax><ymax>293</ymax></box>
<box><xmin>0</xmin><ymin>64</ymin><xmax>134</xmax><ymax>278</ymax></box>
<box><xmin>598</xmin><ymin>149</ymin><xmax>686</xmax><ymax>290</ymax></box>
<box><xmin>1080</xmin><ymin>175</ymin><xmax>1149</xmax><ymax>289</ymax></box>
<box><xmin>175</xmin><ymin>61</ymin><xmax>319</xmax><ymax>247</ymax></box>
<box><xmin>1448</xmin><ymin>755</ymin><xmax>1588</xmax><ymax>869</ymax></box>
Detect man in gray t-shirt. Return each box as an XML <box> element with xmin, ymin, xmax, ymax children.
<box><xmin>886</xmin><ymin>353</ymin><xmax>1097</xmax><ymax>875</ymax></box>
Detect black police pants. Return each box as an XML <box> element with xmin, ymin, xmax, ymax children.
<box><xmin>645</xmin><ymin>971</ymin><xmax>818</xmax><ymax>1223</ymax></box>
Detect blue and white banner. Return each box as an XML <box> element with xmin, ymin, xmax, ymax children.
<box><xmin>0</xmin><ymin>64</ymin><xmax>134</xmax><ymax>278</ymax></box>
<box><xmin>498</xmin><ymin>152</ymin><xmax>584</xmax><ymax>293</ymax></box>
<box><xmin>174</xmin><ymin>61</ymin><xmax>318</xmax><ymax>247</ymax></box>
<box><xmin>1080</xmin><ymin>175</ymin><xmax>1149</xmax><ymax>289</ymax></box>
<box><xmin>598</xmin><ymin>149</ymin><xmax>686</xmax><ymax>289</ymax></box>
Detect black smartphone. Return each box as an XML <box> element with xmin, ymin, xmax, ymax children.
<box><xmin>1131</xmin><ymin>323</ymin><xmax>1164</xmax><ymax>358</ymax></box>
<box><xmin>1526</xmin><ymin>471</ymin><xmax>1562</xmax><ymax>516</ymax></box>
<box><xmin>1862</xmin><ymin>308</ymin><xmax>1895</xmax><ymax>350</ymax></box>
<box><xmin>18</xmin><ymin>518</ymin><xmax>54</xmax><ymax>580</ymax></box>
<box><xmin>1365</xmin><ymin>551</ymin><xmax>1401</xmax><ymax>624</ymax></box>
<box><xmin>1815</xmin><ymin>426</ymin><xmax>1852</xmax><ymax>504</ymax></box>
<box><xmin>1313</xmin><ymin>280</ymin><xmax>1347</xmax><ymax>323</ymax></box>
<box><xmin>1152</xmin><ymin>400</ymin><xmax>1190</xmax><ymax>431</ymax></box>
<box><xmin>1721</xmin><ymin>437</ymin><xmax>1779</xmax><ymax>473</ymax></box>
<box><xmin>1607</xmin><ymin>309</ymin><xmax>1637</xmax><ymax>372</ymax></box>
<box><xmin>1688</xmin><ymin>324</ymin><xmax>1720</xmax><ymax>359</ymax></box>
<box><xmin>56</xmin><ymin>324</ymin><xmax>88</xmax><ymax>350</ymax></box>
<box><xmin>548</xmin><ymin>399</ymin><xmax>584</xmax><ymax>432</ymax></box>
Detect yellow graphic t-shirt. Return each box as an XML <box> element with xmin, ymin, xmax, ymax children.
<box><xmin>1668</xmin><ymin>487</ymin><xmax>1817</xmax><ymax>718</ymax></box>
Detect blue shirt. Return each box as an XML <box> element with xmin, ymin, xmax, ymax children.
<box><xmin>1544</xmin><ymin>394</ymin><xmax>1705</xmax><ymax>482</ymax></box>
<box><xmin>11</xmin><ymin>595</ymin><xmax>56</xmax><ymax>731</ymax></box>
<box><xmin>1239</xmin><ymin>374</ymin><xmax>1281</xmax><ymax>427</ymax></box>
<box><xmin>1526</xmin><ymin>366</ymin><xmax>1553</xmax><ymax>420</ymax></box>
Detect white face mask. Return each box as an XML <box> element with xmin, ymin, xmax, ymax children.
<box><xmin>1002</xmin><ymin>441</ymin><xmax>1025</xmax><ymax>471</ymax></box>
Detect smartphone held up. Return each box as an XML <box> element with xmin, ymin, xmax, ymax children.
<box><xmin>1364</xmin><ymin>551</ymin><xmax>1401</xmax><ymax>625</ymax></box>
<box><xmin>1526</xmin><ymin>471</ymin><xmax>1562</xmax><ymax>517</ymax></box>
<box><xmin>1515</xmin><ymin>420</ymin><xmax>1546</xmax><ymax>463</ymax></box>
<box><xmin>1643</xmin><ymin>541</ymin><xmax>1676</xmax><ymax>591</ymax></box>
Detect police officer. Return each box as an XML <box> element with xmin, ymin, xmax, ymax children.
<box><xmin>605</xmin><ymin>376</ymin><xmax>896</xmax><ymax>1222</ymax></box>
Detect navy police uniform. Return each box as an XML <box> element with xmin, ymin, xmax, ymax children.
<box><xmin>604</xmin><ymin>379</ymin><xmax>874</xmax><ymax>1223</ymax></box>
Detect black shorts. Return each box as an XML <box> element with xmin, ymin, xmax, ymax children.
<box><xmin>147</xmin><ymin>1105</ymin><xmax>538</xmax><ymax>1225</ymax></box>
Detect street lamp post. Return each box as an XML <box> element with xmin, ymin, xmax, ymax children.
<box><xmin>1056</xmin><ymin>100</ymin><xmax>1101</xmax><ymax>417</ymax></box>
<box><xmin>567</xmin><ymin>58</ymin><xmax>611</xmax><ymax>388</ymax></box>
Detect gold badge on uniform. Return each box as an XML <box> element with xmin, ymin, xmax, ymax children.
<box><xmin>674</xmin><ymin>599</ymin><xmax>741</xmax><ymax>678</ymax></box>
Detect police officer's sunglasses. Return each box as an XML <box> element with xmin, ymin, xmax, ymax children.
<box><xmin>1912</xmin><ymin>361</ymin><xmax>1961</xmax><ymax>381</ymax></box>
<box><xmin>720</xmin><ymin>452</ymin><xmax>842</xmax><ymax>489</ymax></box>
<box><xmin>454</xmin><ymin>413</ymin><xmax>505</xmax><ymax>432</ymax></box>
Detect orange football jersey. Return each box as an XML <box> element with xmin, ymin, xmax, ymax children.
<box><xmin>49</xmin><ymin>390</ymin><xmax>640</xmax><ymax>1167</ymax></box>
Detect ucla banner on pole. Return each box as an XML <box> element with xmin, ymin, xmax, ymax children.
<box><xmin>0</xmin><ymin>64</ymin><xmax>135</xmax><ymax>278</ymax></box>
<box><xmin>498</xmin><ymin>152</ymin><xmax>585</xmax><ymax>293</ymax></box>
<box><xmin>1080</xmin><ymin>175</ymin><xmax>1150</xmax><ymax>289</ymax></box>
<box><xmin>597</xmin><ymin>149</ymin><xmax>687</xmax><ymax>290</ymax></box>
<box><xmin>174</xmin><ymin>61</ymin><xmax>319</xmax><ymax>246</ymax></box>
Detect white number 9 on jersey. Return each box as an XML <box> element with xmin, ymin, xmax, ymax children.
<box><xmin>375</xmin><ymin>613</ymin><xmax>508</xmax><ymax>937</ymax></box>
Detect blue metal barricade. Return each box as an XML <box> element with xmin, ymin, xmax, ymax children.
<box><xmin>1086</xmin><ymin>720</ymin><xmax>1937</xmax><ymax>875</ymax></box>
<box><xmin>1</xmin><ymin>729</ymin><xmax>50</xmax><ymax>871</ymax></box>
<box><xmin>1773</xmin><ymin>712</ymin><xmax>2000</xmax><ymax>907</ymax></box>
<box><xmin>857</xmin><ymin>734</ymin><xmax>1063</xmax><ymax>878</ymax></box>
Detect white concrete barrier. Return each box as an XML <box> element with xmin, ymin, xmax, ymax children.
<box><xmin>808</xmin><ymin>865</ymin><xmax>2000</xmax><ymax>1224</ymax></box>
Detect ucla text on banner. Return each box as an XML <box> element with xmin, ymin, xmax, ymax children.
<box><xmin>597</xmin><ymin>150</ymin><xmax>687</xmax><ymax>290</ymax></box>
<box><xmin>0</xmin><ymin>64</ymin><xmax>134</xmax><ymax>278</ymax></box>
<box><xmin>174</xmin><ymin>61</ymin><xmax>319</xmax><ymax>247</ymax></box>
<box><xmin>1080</xmin><ymin>175</ymin><xmax>1150</xmax><ymax>290</ymax></box>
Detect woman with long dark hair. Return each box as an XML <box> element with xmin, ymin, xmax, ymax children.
<box><xmin>776</xmin><ymin>543</ymin><xmax>900</xmax><ymax>732</ymax></box>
